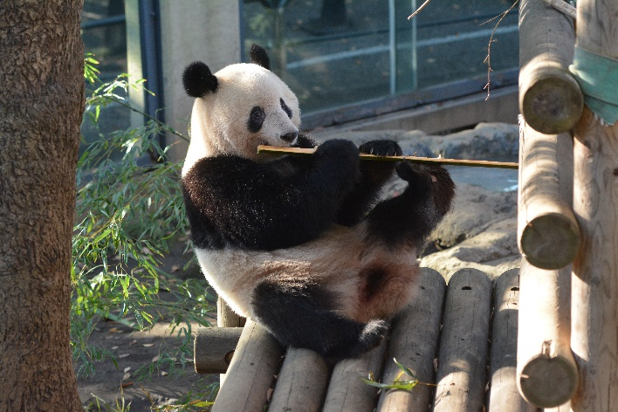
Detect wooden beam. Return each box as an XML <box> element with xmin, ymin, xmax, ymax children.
<box><xmin>571</xmin><ymin>0</ymin><xmax>618</xmax><ymax>410</ymax></box>
<box><xmin>432</xmin><ymin>269</ymin><xmax>492</xmax><ymax>412</ymax></box>
<box><xmin>517</xmin><ymin>121</ymin><xmax>580</xmax><ymax>269</ymax></box>
<box><xmin>212</xmin><ymin>320</ymin><xmax>284</xmax><ymax>412</ymax></box>
<box><xmin>519</xmin><ymin>0</ymin><xmax>583</xmax><ymax>134</ymax></box>
<box><xmin>322</xmin><ymin>339</ymin><xmax>387</xmax><ymax>412</ymax></box>
<box><xmin>194</xmin><ymin>327</ymin><xmax>242</xmax><ymax>374</ymax></box>
<box><xmin>376</xmin><ymin>268</ymin><xmax>446</xmax><ymax>412</ymax></box>
<box><xmin>517</xmin><ymin>260</ymin><xmax>578</xmax><ymax>408</ymax></box>
<box><xmin>488</xmin><ymin>269</ymin><xmax>537</xmax><ymax>412</ymax></box>
<box><xmin>268</xmin><ymin>348</ymin><xmax>331</xmax><ymax>412</ymax></box>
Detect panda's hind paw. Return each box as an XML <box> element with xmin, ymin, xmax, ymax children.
<box><xmin>358</xmin><ymin>319</ymin><xmax>389</xmax><ymax>350</ymax></box>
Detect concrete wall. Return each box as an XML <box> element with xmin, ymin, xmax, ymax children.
<box><xmin>158</xmin><ymin>0</ymin><xmax>241</xmax><ymax>161</ymax></box>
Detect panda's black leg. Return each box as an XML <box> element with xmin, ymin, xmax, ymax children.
<box><xmin>365</xmin><ymin>162</ymin><xmax>455</xmax><ymax>247</ymax></box>
<box><xmin>335</xmin><ymin>140</ymin><xmax>402</xmax><ymax>226</ymax></box>
<box><xmin>251</xmin><ymin>278</ymin><xmax>388</xmax><ymax>359</ymax></box>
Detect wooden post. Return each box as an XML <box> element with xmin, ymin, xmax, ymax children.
<box><xmin>432</xmin><ymin>269</ymin><xmax>492</xmax><ymax>412</ymax></box>
<box><xmin>212</xmin><ymin>320</ymin><xmax>284</xmax><ymax>412</ymax></box>
<box><xmin>217</xmin><ymin>296</ymin><xmax>245</xmax><ymax>328</ymax></box>
<box><xmin>517</xmin><ymin>121</ymin><xmax>580</xmax><ymax>269</ymax></box>
<box><xmin>268</xmin><ymin>348</ymin><xmax>330</xmax><ymax>412</ymax></box>
<box><xmin>322</xmin><ymin>339</ymin><xmax>387</xmax><ymax>412</ymax></box>
<box><xmin>216</xmin><ymin>296</ymin><xmax>245</xmax><ymax>385</ymax></box>
<box><xmin>376</xmin><ymin>268</ymin><xmax>446</xmax><ymax>412</ymax></box>
<box><xmin>194</xmin><ymin>327</ymin><xmax>243</xmax><ymax>374</ymax></box>
<box><xmin>519</xmin><ymin>0</ymin><xmax>583</xmax><ymax>134</ymax></box>
<box><xmin>516</xmin><ymin>259</ymin><xmax>578</xmax><ymax>408</ymax></box>
<box><xmin>571</xmin><ymin>2</ymin><xmax>618</xmax><ymax>408</ymax></box>
<box><xmin>488</xmin><ymin>269</ymin><xmax>536</xmax><ymax>412</ymax></box>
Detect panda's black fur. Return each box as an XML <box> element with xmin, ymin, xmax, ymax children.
<box><xmin>181</xmin><ymin>45</ymin><xmax>455</xmax><ymax>359</ymax></box>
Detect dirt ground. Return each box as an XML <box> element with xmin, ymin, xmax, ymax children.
<box><xmin>77</xmin><ymin>240</ymin><xmax>219</xmax><ymax>412</ymax></box>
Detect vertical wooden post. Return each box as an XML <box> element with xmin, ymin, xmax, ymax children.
<box><xmin>571</xmin><ymin>0</ymin><xmax>618</xmax><ymax>410</ymax></box>
<box><xmin>518</xmin><ymin>0</ymin><xmax>582</xmax><ymax>134</ymax></box>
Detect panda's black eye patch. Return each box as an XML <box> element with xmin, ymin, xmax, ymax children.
<box><xmin>248</xmin><ymin>106</ymin><xmax>266</xmax><ymax>133</ymax></box>
<box><xmin>280</xmin><ymin>98</ymin><xmax>292</xmax><ymax>119</ymax></box>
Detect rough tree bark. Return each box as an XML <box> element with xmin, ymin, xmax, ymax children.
<box><xmin>0</xmin><ymin>1</ymin><xmax>85</xmax><ymax>411</ymax></box>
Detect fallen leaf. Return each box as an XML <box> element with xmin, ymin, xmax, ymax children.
<box><xmin>143</xmin><ymin>343</ymin><xmax>155</xmax><ymax>348</ymax></box>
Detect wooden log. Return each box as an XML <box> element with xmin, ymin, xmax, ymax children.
<box><xmin>517</xmin><ymin>120</ymin><xmax>580</xmax><ymax>269</ymax></box>
<box><xmin>546</xmin><ymin>401</ymin><xmax>572</xmax><ymax>412</ymax></box>
<box><xmin>322</xmin><ymin>339</ymin><xmax>387</xmax><ymax>412</ymax></box>
<box><xmin>216</xmin><ymin>296</ymin><xmax>245</xmax><ymax>385</ymax></box>
<box><xmin>217</xmin><ymin>296</ymin><xmax>245</xmax><ymax>327</ymax></box>
<box><xmin>268</xmin><ymin>348</ymin><xmax>331</xmax><ymax>412</ymax></box>
<box><xmin>212</xmin><ymin>319</ymin><xmax>284</xmax><ymax>412</ymax></box>
<box><xmin>519</xmin><ymin>0</ymin><xmax>583</xmax><ymax>134</ymax></box>
<box><xmin>516</xmin><ymin>259</ymin><xmax>577</xmax><ymax>408</ymax></box>
<box><xmin>432</xmin><ymin>268</ymin><xmax>493</xmax><ymax>412</ymax></box>
<box><xmin>487</xmin><ymin>269</ymin><xmax>536</xmax><ymax>412</ymax></box>
<box><xmin>571</xmin><ymin>1</ymin><xmax>618</xmax><ymax>410</ymax></box>
<box><xmin>194</xmin><ymin>327</ymin><xmax>243</xmax><ymax>374</ymax></box>
<box><xmin>376</xmin><ymin>268</ymin><xmax>446</xmax><ymax>412</ymax></box>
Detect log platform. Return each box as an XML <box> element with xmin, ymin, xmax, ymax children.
<box><xmin>195</xmin><ymin>267</ymin><xmax>535</xmax><ymax>412</ymax></box>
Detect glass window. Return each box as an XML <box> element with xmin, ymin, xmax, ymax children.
<box><xmin>241</xmin><ymin>0</ymin><xmax>518</xmax><ymax>120</ymax></box>
<box><xmin>82</xmin><ymin>0</ymin><xmax>127</xmax><ymax>81</ymax></box>
<box><xmin>81</xmin><ymin>0</ymin><xmax>130</xmax><ymax>155</ymax></box>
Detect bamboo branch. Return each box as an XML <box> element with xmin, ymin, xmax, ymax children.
<box><xmin>257</xmin><ymin>145</ymin><xmax>519</xmax><ymax>169</ymax></box>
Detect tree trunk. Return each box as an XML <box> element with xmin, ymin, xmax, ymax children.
<box><xmin>0</xmin><ymin>1</ymin><xmax>85</xmax><ymax>411</ymax></box>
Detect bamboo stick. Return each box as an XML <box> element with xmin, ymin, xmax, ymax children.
<box><xmin>571</xmin><ymin>1</ymin><xmax>618</xmax><ymax>410</ymax></box>
<box><xmin>519</xmin><ymin>0</ymin><xmax>583</xmax><ymax>134</ymax></box>
<box><xmin>257</xmin><ymin>145</ymin><xmax>519</xmax><ymax>169</ymax></box>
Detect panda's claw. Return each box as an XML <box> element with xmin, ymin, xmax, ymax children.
<box><xmin>359</xmin><ymin>140</ymin><xmax>402</xmax><ymax>157</ymax></box>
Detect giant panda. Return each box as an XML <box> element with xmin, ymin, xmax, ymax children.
<box><xmin>181</xmin><ymin>44</ymin><xmax>455</xmax><ymax>359</ymax></box>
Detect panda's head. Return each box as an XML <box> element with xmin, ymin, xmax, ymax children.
<box><xmin>182</xmin><ymin>45</ymin><xmax>300</xmax><ymax>170</ymax></box>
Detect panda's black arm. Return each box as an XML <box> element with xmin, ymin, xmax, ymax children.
<box><xmin>334</xmin><ymin>140</ymin><xmax>401</xmax><ymax>226</ymax></box>
<box><xmin>183</xmin><ymin>140</ymin><xmax>360</xmax><ymax>251</ymax></box>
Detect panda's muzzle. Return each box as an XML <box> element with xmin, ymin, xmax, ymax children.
<box><xmin>280</xmin><ymin>131</ymin><xmax>299</xmax><ymax>144</ymax></box>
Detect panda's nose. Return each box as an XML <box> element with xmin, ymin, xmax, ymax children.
<box><xmin>280</xmin><ymin>131</ymin><xmax>298</xmax><ymax>143</ymax></box>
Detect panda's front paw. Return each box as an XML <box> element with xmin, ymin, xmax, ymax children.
<box><xmin>359</xmin><ymin>140</ymin><xmax>402</xmax><ymax>157</ymax></box>
<box><xmin>359</xmin><ymin>140</ymin><xmax>401</xmax><ymax>183</ymax></box>
<box><xmin>314</xmin><ymin>139</ymin><xmax>359</xmax><ymax>170</ymax></box>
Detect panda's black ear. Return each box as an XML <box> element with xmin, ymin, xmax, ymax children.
<box><xmin>183</xmin><ymin>61</ymin><xmax>218</xmax><ymax>97</ymax></box>
<box><xmin>250</xmin><ymin>44</ymin><xmax>271</xmax><ymax>70</ymax></box>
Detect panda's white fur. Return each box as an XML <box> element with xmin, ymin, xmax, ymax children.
<box><xmin>182</xmin><ymin>63</ymin><xmax>300</xmax><ymax>174</ymax></box>
<box><xmin>181</xmin><ymin>45</ymin><xmax>455</xmax><ymax>359</ymax></box>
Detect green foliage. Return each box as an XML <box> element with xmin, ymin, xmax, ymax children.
<box><xmin>72</xmin><ymin>56</ymin><xmax>215</xmax><ymax>379</ymax></box>
<box><xmin>362</xmin><ymin>358</ymin><xmax>435</xmax><ymax>392</ymax></box>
